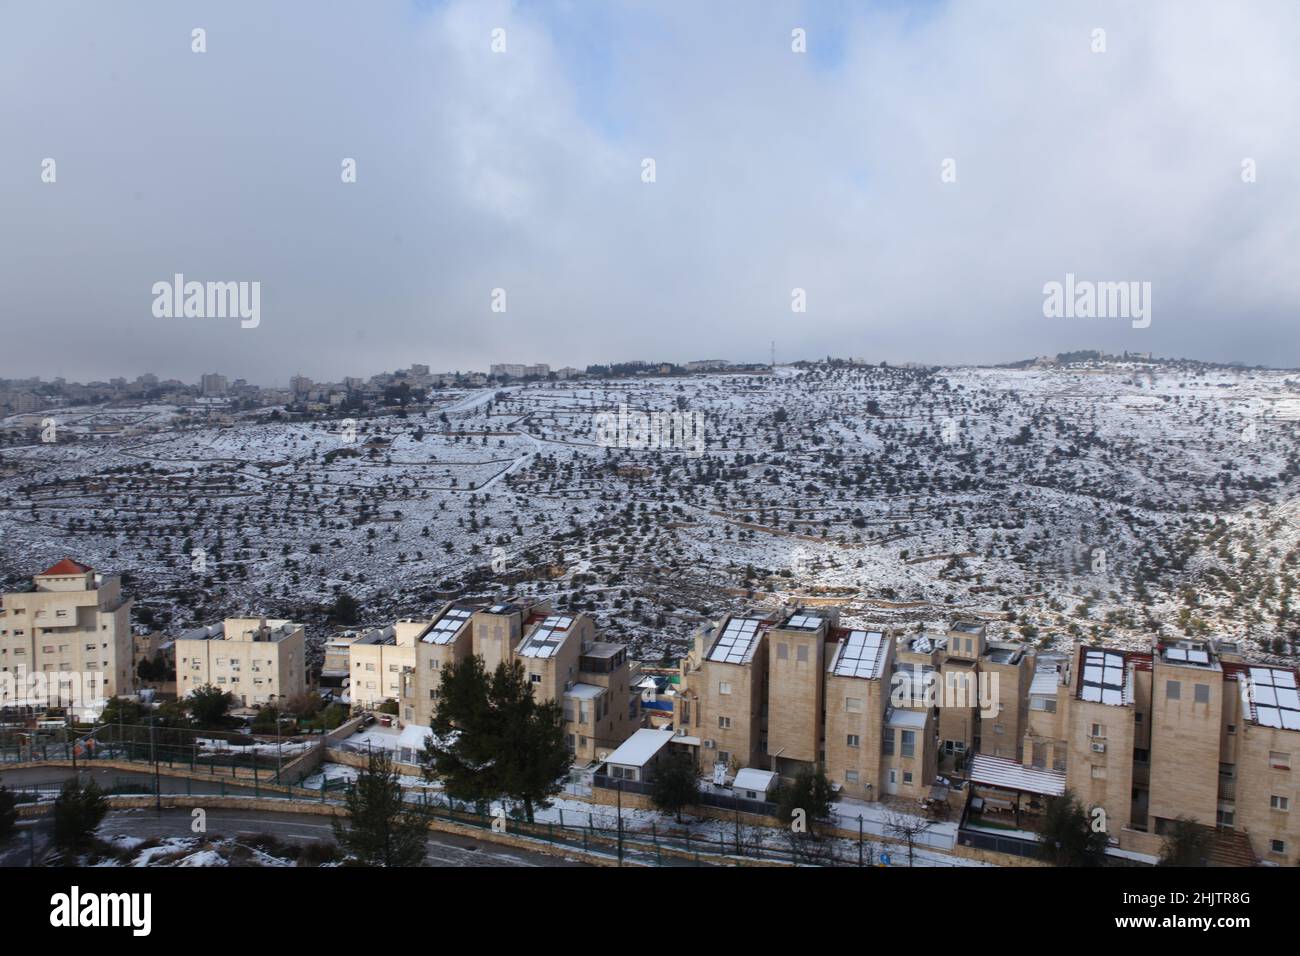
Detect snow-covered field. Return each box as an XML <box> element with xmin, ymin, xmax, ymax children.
<box><xmin>3</xmin><ymin>360</ymin><xmax>1299</xmax><ymax>665</ymax></box>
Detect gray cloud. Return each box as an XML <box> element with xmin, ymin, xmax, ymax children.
<box><xmin>1</xmin><ymin>0</ymin><xmax>1297</xmax><ymax>384</ymax></box>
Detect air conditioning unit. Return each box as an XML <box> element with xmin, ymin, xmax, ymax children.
<box><xmin>1091</xmin><ymin>742</ymin><xmax>1106</xmax><ymax>753</ymax></box>
<box><xmin>703</xmin><ymin>739</ymin><xmax>716</xmax><ymax>749</ymax></box>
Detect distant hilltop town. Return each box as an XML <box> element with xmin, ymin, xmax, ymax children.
<box><xmin>0</xmin><ymin>357</ymin><xmax>780</xmax><ymax>421</ymax></box>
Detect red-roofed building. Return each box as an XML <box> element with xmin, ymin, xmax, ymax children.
<box><xmin>0</xmin><ymin>561</ymin><xmax>134</xmax><ymax>717</ymax></box>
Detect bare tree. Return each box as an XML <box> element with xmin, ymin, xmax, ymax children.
<box><xmin>884</xmin><ymin>808</ymin><xmax>937</xmax><ymax>867</ymax></box>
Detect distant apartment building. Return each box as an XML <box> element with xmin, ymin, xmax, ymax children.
<box><xmin>0</xmin><ymin>559</ymin><xmax>134</xmax><ymax>716</ymax></box>
<box><xmin>686</xmin><ymin>359</ymin><xmax>730</xmax><ymax>372</ymax></box>
<box><xmin>490</xmin><ymin>363</ymin><xmax>550</xmax><ymax>380</ymax></box>
<box><xmin>200</xmin><ymin>372</ymin><xmax>228</xmax><ymax>397</ymax></box>
<box><xmin>176</xmin><ymin>617</ymin><xmax>306</xmax><ymax>708</ymax></box>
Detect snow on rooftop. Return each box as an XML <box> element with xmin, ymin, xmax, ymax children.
<box><xmin>603</xmin><ymin>728</ymin><xmax>674</xmax><ymax>768</ymax></box>
<box><xmin>732</xmin><ymin>768</ymin><xmax>777</xmax><ymax>793</ymax></box>
<box><xmin>886</xmin><ymin>708</ymin><xmax>927</xmax><ymax>729</ymax></box>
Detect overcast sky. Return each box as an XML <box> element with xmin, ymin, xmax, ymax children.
<box><xmin>1</xmin><ymin>0</ymin><xmax>1297</xmax><ymax>385</ymax></box>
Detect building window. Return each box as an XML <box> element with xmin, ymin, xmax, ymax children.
<box><xmin>1271</xmin><ymin>839</ymin><xmax>1286</xmax><ymax>854</ymax></box>
<box><xmin>1089</xmin><ymin>723</ymin><xmax>1106</xmax><ymax>739</ymax></box>
<box><xmin>1194</xmin><ymin>683</ymin><xmax>1210</xmax><ymax>704</ymax></box>
<box><xmin>530</xmin><ymin>673</ymin><xmax>541</xmax><ymax>683</ymax></box>
<box><xmin>718</xmin><ymin>681</ymin><xmax>732</xmax><ymax>696</ymax></box>
<box><xmin>796</xmin><ymin>645</ymin><xmax>809</xmax><ymax>663</ymax></box>
<box><xmin>846</xmin><ymin>734</ymin><xmax>860</xmax><ymax>748</ymax></box>
<box><xmin>903</xmin><ymin>771</ymin><xmax>913</xmax><ymax>784</ymax></box>
<box><xmin>845</xmin><ymin>697</ymin><xmax>862</xmax><ymax>713</ymax></box>
<box><xmin>1271</xmin><ymin>795</ymin><xmax>1290</xmax><ymax>811</ymax></box>
<box><xmin>1227</xmin><ymin>724</ymin><xmax>1236</xmax><ymax>735</ymax></box>
<box><xmin>1091</xmin><ymin>766</ymin><xmax>1107</xmax><ymax>780</ymax></box>
<box><xmin>777</xmin><ymin>643</ymin><xmax>788</xmax><ymax>660</ymax></box>
<box><xmin>882</xmin><ymin>730</ymin><xmax>895</xmax><ymax>756</ymax></box>
<box><xmin>1166</xmin><ymin>679</ymin><xmax>1180</xmax><ymax>700</ymax></box>
<box><xmin>718</xmin><ymin>716</ymin><xmax>731</xmax><ymax>729</ymax></box>
<box><xmin>1270</xmin><ymin>751</ymin><xmax>1291</xmax><ymax>771</ymax></box>
<box><xmin>846</xmin><ymin>770</ymin><xmax>859</xmax><ymax>784</ymax></box>
<box><xmin>901</xmin><ymin>730</ymin><xmax>915</xmax><ymax>758</ymax></box>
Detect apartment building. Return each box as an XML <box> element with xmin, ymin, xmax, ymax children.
<box><xmin>0</xmin><ymin>559</ymin><xmax>134</xmax><ymax>717</ymax></box>
<box><xmin>348</xmin><ymin>624</ymin><xmax>412</xmax><ymax>711</ymax></box>
<box><xmin>398</xmin><ymin>604</ymin><xmax>476</xmax><ymax>727</ymax></box>
<box><xmin>766</xmin><ymin>610</ymin><xmax>835</xmax><ymax>776</ymax></box>
<box><xmin>1228</xmin><ymin>662</ymin><xmax>1300</xmax><ymax>862</ymax></box>
<box><xmin>176</xmin><ymin>617</ymin><xmax>305</xmax><ymax>708</ymax></box>
<box><xmin>1019</xmin><ymin>638</ymin><xmax>1300</xmax><ymax>862</ymax></box>
<box><xmin>823</xmin><ymin>628</ymin><xmax>894</xmax><ymax>801</ymax></box>
<box><xmin>674</xmin><ymin>613</ymin><xmax>771</xmax><ymax>773</ymax></box>
<box><xmin>353</xmin><ymin>599</ymin><xmax>639</xmax><ymax>765</ymax></box>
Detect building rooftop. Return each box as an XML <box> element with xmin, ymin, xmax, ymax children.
<box><xmin>970</xmin><ymin>753</ymin><xmax>1066</xmax><ymax>797</ymax></box>
<box><xmin>829</xmin><ymin>630</ymin><xmax>889</xmax><ymax>680</ymax></box>
<box><xmin>421</xmin><ymin>605</ymin><xmax>474</xmax><ymax>645</ymax></box>
<box><xmin>886</xmin><ymin>707</ymin><xmax>928</xmax><ymax>729</ymax></box>
<box><xmin>905</xmin><ymin>633</ymin><xmax>947</xmax><ymax>655</ymax></box>
<box><xmin>581</xmin><ymin>641</ymin><xmax>624</xmax><ymax>659</ymax></box>
<box><xmin>779</xmin><ymin>612</ymin><xmax>827</xmax><ymax>632</ymax></box>
<box><xmin>706</xmin><ymin>616</ymin><xmax>767</xmax><ymax>665</ymax></box>
<box><xmin>564</xmin><ymin>682</ymin><xmax>605</xmax><ymax>700</ymax></box>
<box><xmin>39</xmin><ymin>558</ymin><xmax>93</xmax><ymax>576</ymax></box>
<box><xmin>1158</xmin><ymin>640</ymin><xmax>1219</xmax><ymax>670</ymax></box>
<box><xmin>518</xmin><ymin>614</ymin><xmax>574</xmax><ymax>659</ymax></box>
<box><xmin>604</xmin><ymin>728</ymin><xmax>674</xmax><ymax>768</ymax></box>
<box><xmin>355</xmin><ymin>625</ymin><xmax>396</xmax><ymax>646</ymax></box>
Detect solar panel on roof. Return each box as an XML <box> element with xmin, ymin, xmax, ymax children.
<box><xmin>1243</xmin><ymin>666</ymin><xmax>1300</xmax><ymax>729</ymax></box>
<box><xmin>1080</xmin><ymin>650</ymin><xmax>1126</xmax><ymax>706</ymax></box>
<box><xmin>1166</xmin><ymin>648</ymin><xmax>1187</xmax><ymax>661</ymax></box>
<box><xmin>708</xmin><ymin>617</ymin><xmax>764</xmax><ymax>664</ymax></box>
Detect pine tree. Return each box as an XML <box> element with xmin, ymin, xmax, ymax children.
<box><xmin>53</xmin><ymin>777</ymin><xmax>108</xmax><ymax>853</ymax></box>
<box><xmin>424</xmin><ymin>657</ymin><xmax>569</xmax><ymax>823</ymax></box>
<box><xmin>1040</xmin><ymin>790</ymin><xmax>1107</xmax><ymax>866</ymax></box>
<box><xmin>333</xmin><ymin>750</ymin><xmax>430</xmax><ymax>867</ymax></box>
<box><xmin>651</xmin><ymin>750</ymin><xmax>699</xmax><ymax>823</ymax></box>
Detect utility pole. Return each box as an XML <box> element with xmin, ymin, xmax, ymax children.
<box><xmin>150</xmin><ymin>716</ymin><xmax>160</xmax><ymax>812</ymax></box>
<box><xmin>613</xmin><ymin>780</ymin><xmax>624</xmax><ymax>868</ymax></box>
<box><xmin>858</xmin><ymin>815</ymin><xmax>864</xmax><ymax>867</ymax></box>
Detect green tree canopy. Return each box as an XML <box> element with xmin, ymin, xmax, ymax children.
<box><xmin>424</xmin><ymin>656</ymin><xmax>570</xmax><ymax>822</ymax></box>
<box><xmin>651</xmin><ymin>750</ymin><xmax>699</xmax><ymax>823</ymax></box>
<box><xmin>53</xmin><ymin>777</ymin><xmax>108</xmax><ymax>853</ymax></box>
<box><xmin>332</xmin><ymin>750</ymin><xmax>431</xmax><ymax>867</ymax></box>
<box><xmin>1040</xmin><ymin>790</ymin><xmax>1108</xmax><ymax>866</ymax></box>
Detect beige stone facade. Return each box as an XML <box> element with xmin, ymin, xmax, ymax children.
<box><xmin>0</xmin><ymin>559</ymin><xmax>134</xmax><ymax>716</ymax></box>
<box><xmin>176</xmin><ymin>617</ymin><xmax>306</xmax><ymax>708</ymax></box>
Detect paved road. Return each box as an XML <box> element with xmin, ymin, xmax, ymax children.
<box><xmin>96</xmin><ymin>808</ymin><xmax>585</xmax><ymax>867</ymax></box>
<box><xmin>0</xmin><ymin>766</ymin><xmax>587</xmax><ymax>867</ymax></box>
